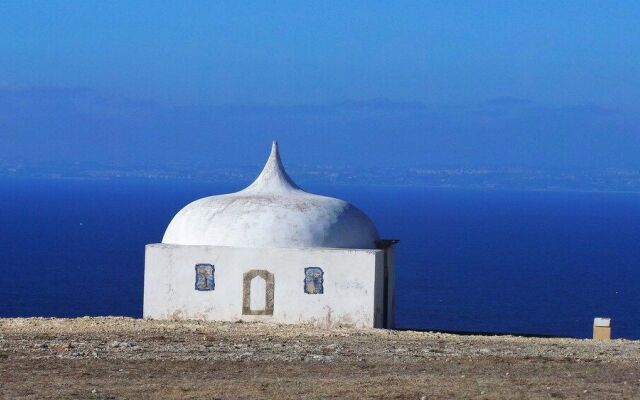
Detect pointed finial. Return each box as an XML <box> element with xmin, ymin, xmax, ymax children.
<box><xmin>244</xmin><ymin>140</ymin><xmax>301</xmax><ymax>193</ymax></box>
<box><xmin>270</xmin><ymin>140</ymin><xmax>279</xmax><ymax>161</ymax></box>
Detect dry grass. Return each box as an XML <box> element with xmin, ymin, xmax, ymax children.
<box><xmin>1</xmin><ymin>317</ymin><xmax>639</xmax><ymax>399</ymax></box>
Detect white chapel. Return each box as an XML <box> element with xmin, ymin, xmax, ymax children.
<box><xmin>143</xmin><ymin>142</ymin><xmax>397</xmax><ymax>328</ymax></box>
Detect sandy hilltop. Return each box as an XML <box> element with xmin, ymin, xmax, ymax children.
<box><xmin>1</xmin><ymin>318</ymin><xmax>639</xmax><ymax>399</ymax></box>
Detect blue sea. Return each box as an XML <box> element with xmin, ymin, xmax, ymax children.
<box><xmin>1</xmin><ymin>177</ymin><xmax>639</xmax><ymax>339</ymax></box>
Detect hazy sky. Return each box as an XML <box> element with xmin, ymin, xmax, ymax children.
<box><xmin>1</xmin><ymin>1</ymin><xmax>639</xmax><ymax>169</ymax></box>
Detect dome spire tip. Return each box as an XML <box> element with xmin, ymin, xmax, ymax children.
<box><xmin>245</xmin><ymin>140</ymin><xmax>299</xmax><ymax>193</ymax></box>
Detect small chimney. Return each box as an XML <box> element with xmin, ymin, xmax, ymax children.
<box><xmin>593</xmin><ymin>318</ymin><xmax>611</xmax><ymax>341</ymax></box>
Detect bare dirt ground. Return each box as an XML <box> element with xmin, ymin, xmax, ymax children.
<box><xmin>1</xmin><ymin>318</ymin><xmax>639</xmax><ymax>399</ymax></box>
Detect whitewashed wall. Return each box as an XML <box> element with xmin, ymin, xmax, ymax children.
<box><xmin>144</xmin><ymin>244</ymin><xmax>386</xmax><ymax>328</ymax></box>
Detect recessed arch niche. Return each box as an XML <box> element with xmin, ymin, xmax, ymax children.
<box><xmin>242</xmin><ymin>269</ymin><xmax>274</xmax><ymax>315</ymax></box>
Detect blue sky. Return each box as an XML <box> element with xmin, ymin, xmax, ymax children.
<box><xmin>1</xmin><ymin>1</ymin><xmax>639</xmax><ymax>169</ymax></box>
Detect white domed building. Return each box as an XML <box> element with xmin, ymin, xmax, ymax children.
<box><xmin>144</xmin><ymin>142</ymin><xmax>397</xmax><ymax>328</ymax></box>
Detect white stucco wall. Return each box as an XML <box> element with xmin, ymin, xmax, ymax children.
<box><xmin>144</xmin><ymin>244</ymin><xmax>386</xmax><ymax>328</ymax></box>
<box><xmin>386</xmin><ymin>247</ymin><xmax>397</xmax><ymax>329</ymax></box>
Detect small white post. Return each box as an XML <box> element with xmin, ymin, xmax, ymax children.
<box><xmin>593</xmin><ymin>318</ymin><xmax>611</xmax><ymax>341</ymax></box>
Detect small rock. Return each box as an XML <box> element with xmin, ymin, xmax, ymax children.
<box><xmin>307</xmin><ymin>354</ymin><xmax>334</xmax><ymax>362</ymax></box>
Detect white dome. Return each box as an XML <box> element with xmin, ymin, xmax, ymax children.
<box><xmin>162</xmin><ymin>142</ymin><xmax>380</xmax><ymax>249</ymax></box>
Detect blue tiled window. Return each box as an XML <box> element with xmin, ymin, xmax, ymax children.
<box><xmin>195</xmin><ymin>264</ymin><xmax>215</xmax><ymax>291</ymax></box>
<box><xmin>304</xmin><ymin>267</ymin><xmax>324</xmax><ymax>294</ymax></box>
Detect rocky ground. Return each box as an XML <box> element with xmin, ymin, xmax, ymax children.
<box><xmin>1</xmin><ymin>318</ymin><xmax>639</xmax><ymax>399</ymax></box>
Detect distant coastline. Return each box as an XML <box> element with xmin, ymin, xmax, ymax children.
<box><xmin>3</xmin><ymin>162</ymin><xmax>640</xmax><ymax>194</ymax></box>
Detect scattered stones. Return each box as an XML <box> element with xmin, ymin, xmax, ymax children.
<box><xmin>1</xmin><ymin>318</ymin><xmax>639</xmax><ymax>373</ymax></box>
<box><xmin>1</xmin><ymin>317</ymin><xmax>639</xmax><ymax>398</ymax></box>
